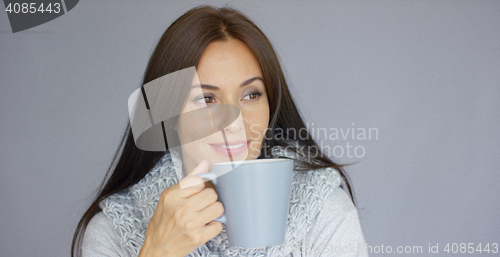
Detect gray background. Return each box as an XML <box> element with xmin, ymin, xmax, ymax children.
<box><xmin>1</xmin><ymin>0</ymin><xmax>498</xmax><ymax>256</ymax></box>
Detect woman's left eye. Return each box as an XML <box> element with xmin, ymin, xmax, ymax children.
<box><xmin>242</xmin><ymin>91</ymin><xmax>262</xmax><ymax>100</ymax></box>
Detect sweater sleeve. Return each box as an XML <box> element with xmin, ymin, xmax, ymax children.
<box><xmin>293</xmin><ymin>187</ymin><xmax>369</xmax><ymax>257</ymax></box>
<box><xmin>82</xmin><ymin>211</ymin><xmax>130</xmax><ymax>257</ymax></box>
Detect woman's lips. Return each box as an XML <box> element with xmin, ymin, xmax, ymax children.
<box><xmin>209</xmin><ymin>140</ymin><xmax>249</xmax><ymax>157</ymax></box>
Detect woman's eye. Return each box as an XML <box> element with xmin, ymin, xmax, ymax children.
<box><xmin>243</xmin><ymin>92</ymin><xmax>262</xmax><ymax>100</ymax></box>
<box><xmin>198</xmin><ymin>96</ymin><xmax>215</xmax><ymax>104</ymax></box>
<box><xmin>204</xmin><ymin>96</ymin><xmax>215</xmax><ymax>103</ymax></box>
<box><xmin>194</xmin><ymin>95</ymin><xmax>216</xmax><ymax>104</ymax></box>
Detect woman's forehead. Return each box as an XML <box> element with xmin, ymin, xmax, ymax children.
<box><xmin>195</xmin><ymin>39</ymin><xmax>263</xmax><ymax>84</ymax></box>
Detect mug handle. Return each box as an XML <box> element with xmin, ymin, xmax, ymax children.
<box><xmin>196</xmin><ymin>172</ymin><xmax>226</xmax><ymax>223</ymax></box>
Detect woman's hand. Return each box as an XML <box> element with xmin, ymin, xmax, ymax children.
<box><xmin>138</xmin><ymin>160</ymin><xmax>224</xmax><ymax>257</ymax></box>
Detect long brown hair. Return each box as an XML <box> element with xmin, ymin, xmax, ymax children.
<box><xmin>72</xmin><ymin>5</ymin><xmax>355</xmax><ymax>257</ymax></box>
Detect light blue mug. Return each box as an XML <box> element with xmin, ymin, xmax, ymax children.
<box><xmin>197</xmin><ymin>158</ymin><xmax>294</xmax><ymax>249</ymax></box>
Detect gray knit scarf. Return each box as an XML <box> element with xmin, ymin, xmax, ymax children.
<box><xmin>99</xmin><ymin>145</ymin><xmax>342</xmax><ymax>257</ymax></box>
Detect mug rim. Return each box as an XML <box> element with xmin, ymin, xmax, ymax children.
<box><xmin>211</xmin><ymin>158</ymin><xmax>292</xmax><ymax>166</ymax></box>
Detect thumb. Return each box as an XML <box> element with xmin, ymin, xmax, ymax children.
<box><xmin>179</xmin><ymin>160</ymin><xmax>210</xmax><ymax>190</ymax></box>
<box><xmin>188</xmin><ymin>159</ymin><xmax>210</xmax><ymax>176</ymax></box>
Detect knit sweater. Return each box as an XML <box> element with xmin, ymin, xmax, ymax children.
<box><xmin>82</xmin><ymin>147</ymin><xmax>369</xmax><ymax>257</ymax></box>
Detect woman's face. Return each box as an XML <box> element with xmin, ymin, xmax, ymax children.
<box><xmin>175</xmin><ymin>38</ymin><xmax>270</xmax><ymax>173</ymax></box>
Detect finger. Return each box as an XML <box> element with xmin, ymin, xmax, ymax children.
<box><xmin>204</xmin><ymin>180</ymin><xmax>215</xmax><ymax>190</ymax></box>
<box><xmin>180</xmin><ymin>200</ymin><xmax>223</xmax><ymax>228</ymax></box>
<box><xmin>197</xmin><ymin>201</ymin><xmax>225</xmax><ymax>224</ymax></box>
<box><xmin>184</xmin><ymin>220</ymin><xmax>223</xmax><ymax>247</ymax></box>
<box><xmin>185</xmin><ymin>187</ymin><xmax>219</xmax><ymax>212</ymax></box>
<box><xmin>177</xmin><ymin>176</ymin><xmax>206</xmax><ymax>197</ymax></box>
<box><xmin>202</xmin><ymin>220</ymin><xmax>224</xmax><ymax>240</ymax></box>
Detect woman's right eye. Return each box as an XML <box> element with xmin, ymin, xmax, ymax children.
<box><xmin>203</xmin><ymin>96</ymin><xmax>216</xmax><ymax>104</ymax></box>
<box><xmin>194</xmin><ymin>95</ymin><xmax>216</xmax><ymax>104</ymax></box>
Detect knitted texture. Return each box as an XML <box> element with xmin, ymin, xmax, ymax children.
<box><xmin>100</xmin><ymin>145</ymin><xmax>342</xmax><ymax>257</ymax></box>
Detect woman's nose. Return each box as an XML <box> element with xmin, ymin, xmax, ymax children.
<box><xmin>224</xmin><ymin>112</ymin><xmax>244</xmax><ymax>133</ymax></box>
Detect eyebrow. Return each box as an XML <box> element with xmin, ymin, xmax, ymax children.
<box><xmin>193</xmin><ymin>76</ymin><xmax>264</xmax><ymax>90</ymax></box>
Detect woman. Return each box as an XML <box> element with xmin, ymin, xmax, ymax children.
<box><xmin>73</xmin><ymin>5</ymin><xmax>368</xmax><ymax>257</ymax></box>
